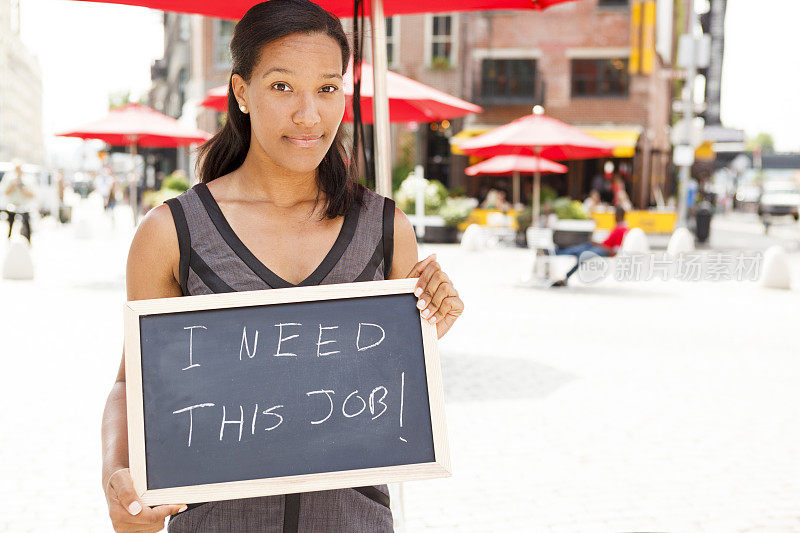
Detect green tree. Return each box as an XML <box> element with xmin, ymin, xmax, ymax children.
<box><xmin>747</xmin><ymin>132</ymin><xmax>775</xmax><ymax>154</ymax></box>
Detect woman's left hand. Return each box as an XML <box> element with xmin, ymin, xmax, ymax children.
<box><xmin>407</xmin><ymin>254</ymin><xmax>464</xmax><ymax>339</ymax></box>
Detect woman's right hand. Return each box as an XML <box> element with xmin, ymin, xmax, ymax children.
<box><xmin>105</xmin><ymin>468</ymin><xmax>186</xmax><ymax>532</ymax></box>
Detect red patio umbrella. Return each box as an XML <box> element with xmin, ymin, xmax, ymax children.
<box><xmin>457</xmin><ymin>107</ymin><xmax>614</xmax><ymax>226</ymax></box>
<box><xmin>201</xmin><ymin>59</ymin><xmax>482</xmax><ymax>123</ymax></box>
<box><xmin>56</xmin><ymin>103</ymin><xmax>211</xmax><ymax>223</ymax></box>
<box><xmin>74</xmin><ymin>0</ymin><xmax>577</xmax><ymax>19</ymax></box>
<box><xmin>70</xmin><ymin>0</ymin><xmax>579</xmax><ymax>197</ymax></box>
<box><xmin>465</xmin><ymin>154</ymin><xmax>567</xmax><ymax>206</ymax></box>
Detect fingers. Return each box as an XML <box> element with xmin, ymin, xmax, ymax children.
<box><xmin>405</xmin><ymin>253</ymin><xmax>437</xmax><ymax>279</ymax></box>
<box><xmin>407</xmin><ymin>253</ymin><xmax>464</xmax><ymax>338</ymax></box>
<box><xmin>108</xmin><ymin>468</ymin><xmax>142</xmax><ymax>517</ymax></box>
<box><xmin>417</xmin><ymin>271</ymin><xmax>449</xmax><ymax>320</ymax></box>
<box><xmin>107</xmin><ymin>468</ymin><xmax>186</xmax><ymax>531</ymax></box>
<box><xmin>109</xmin><ymin>501</ymin><xmax>185</xmax><ymax>530</ymax></box>
<box><xmin>429</xmin><ymin>295</ymin><xmax>464</xmax><ymax>328</ymax></box>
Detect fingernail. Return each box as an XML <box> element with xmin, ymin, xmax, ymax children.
<box><xmin>421</xmin><ymin>309</ymin><xmax>430</xmax><ymax>318</ymax></box>
<box><xmin>414</xmin><ymin>287</ymin><xmax>422</xmax><ymax>297</ymax></box>
<box><xmin>128</xmin><ymin>501</ymin><xmax>142</xmax><ymax>515</ymax></box>
<box><xmin>417</xmin><ymin>299</ymin><xmax>426</xmax><ymax>309</ymax></box>
<box><xmin>178</xmin><ymin>505</ymin><xmax>188</xmax><ymax>513</ymax></box>
<box><xmin>430</xmin><ymin>316</ymin><xmax>437</xmax><ymax>324</ymax></box>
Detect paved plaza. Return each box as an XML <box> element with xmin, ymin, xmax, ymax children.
<box><xmin>1</xmin><ymin>197</ymin><xmax>799</xmax><ymax>532</ymax></box>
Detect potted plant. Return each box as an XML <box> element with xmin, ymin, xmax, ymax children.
<box><xmin>550</xmin><ymin>197</ymin><xmax>595</xmax><ymax>248</ymax></box>
<box><xmin>434</xmin><ymin>196</ymin><xmax>476</xmax><ymax>243</ymax></box>
<box><xmin>142</xmin><ymin>170</ymin><xmax>191</xmax><ymax>214</ymax></box>
<box><xmin>430</xmin><ymin>56</ymin><xmax>453</xmax><ymax>71</ymax></box>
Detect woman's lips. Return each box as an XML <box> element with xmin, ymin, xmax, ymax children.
<box><xmin>284</xmin><ymin>135</ymin><xmax>323</xmax><ymax>148</ymax></box>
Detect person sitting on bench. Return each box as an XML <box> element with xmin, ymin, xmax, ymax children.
<box><xmin>551</xmin><ymin>205</ymin><xmax>628</xmax><ymax>287</ymax></box>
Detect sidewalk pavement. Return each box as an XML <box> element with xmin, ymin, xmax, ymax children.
<box><xmin>1</xmin><ymin>200</ymin><xmax>799</xmax><ymax>532</ymax></box>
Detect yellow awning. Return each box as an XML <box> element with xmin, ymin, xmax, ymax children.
<box><xmin>579</xmin><ymin>127</ymin><xmax>641</xmax><ymax>158</ymax></box>
<box><xmin>450</xmin><ymin>127</ymin><xmax>491</xmax><ymax>155</ymax></box>
<box><xmin>695</xmin><ymin>140</ymin><xmax>715</xmax><ymax>161</ymax></box>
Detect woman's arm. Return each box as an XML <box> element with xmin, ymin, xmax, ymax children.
<box><xmin>102</xmin><ymin>203</ymin><xmax>186</xmax><ymax>531</ymax></box>
<box><xmin>389</xmin><ymin>206</ymin><xmax>464</xmax><ymax>339</ymax></box>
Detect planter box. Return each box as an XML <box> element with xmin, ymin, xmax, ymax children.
<box><xmin>551</xmin><ymin>219</ymin><xmax>596</xmax><ymax>248</ymax></box>
<box><xmin>420</xmin><ymin>225</ymin><xmax>459</xmax><ymax>243</ymax></box>
<box><xmin>406</xmin><ymin>215</ymin><xmax>460</xmax><ymax>243</ymax></box>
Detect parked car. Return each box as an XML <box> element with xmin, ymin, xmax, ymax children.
<box><xmin>757</xmin><ymin>180</ymin><xmax>800</xmax><ymax>231</ymax></box>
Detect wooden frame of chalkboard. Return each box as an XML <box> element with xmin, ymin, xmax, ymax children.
<box><xmin>123</xmin><ymin>278</ymin><xmax>450</xmax><ymax>506</ymax></box>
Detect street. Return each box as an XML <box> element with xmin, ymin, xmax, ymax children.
<box><xmin>1</xmin><ymin>198</ymin><xmax>799</xmax><ymax>532</ymax></box>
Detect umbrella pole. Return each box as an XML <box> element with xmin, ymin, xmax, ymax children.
<box><xmin>369</xmin><ymin>0</ymin><xmax>392</xmax><ymax>198</ymax></box>
<box><xmin>512</xmin><ymin>170</ymin><xmax>520</xmax><ymax>207</ymax></box>
<box><xmin>533</xmin><ymin>146</ymin><xmax>542</xmax><ymax>227</ymax></box>
<box><xmin>130</xmin><ymin>141</ymin><xmax>140</xmax><ymax>226</ymax></box>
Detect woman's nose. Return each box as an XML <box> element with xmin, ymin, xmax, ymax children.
<box><xmin>293</xmin><ymin>94</ymin><xmax>321</xmax><ymax>126</ymax></box>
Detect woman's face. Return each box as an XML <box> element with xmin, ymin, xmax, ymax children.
<box><xmin>234</xmin><ymin>32</ymin><xmax>345</xmax><ymax>175</ymax></box>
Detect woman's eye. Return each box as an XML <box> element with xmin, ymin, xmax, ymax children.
<box><xmin>272</xmin><ymin>82</ymin><xmax>291</xmax><ymax>92</ymax></box>
<box><xmin>321</xmin><ymin>85</ymin><xmax>338</xmax><ymax>93</ymax></box>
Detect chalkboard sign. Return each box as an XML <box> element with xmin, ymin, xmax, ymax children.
<box><xmin>123</xmin><ymin>278</ymin><xmax>449</xmax><ymax>505</ymax></box>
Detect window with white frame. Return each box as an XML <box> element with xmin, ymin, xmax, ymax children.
<box><xmin>428</xmin><ymin>15</ymin><xmax>456</xmax><ymax>67</ymax></box>
<box><xmin>571</xmin><ymin>58</ymin><xmax>629</xmax><ymax>97</ymax></box>
<box><xmin>385</xmin><ymin>16</ymin><xmax>398</xmax><ymax>66</ymax></box>
<box><xmin>480</xmin><ymin>59</ymin><xmax>538</xmax><ymax>103</ymax></box>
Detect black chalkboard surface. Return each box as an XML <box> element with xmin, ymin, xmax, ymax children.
<box><xmin>123</xmin><ymin>279</ymin><xmax>449</xmax><ymax>505</ymax></box>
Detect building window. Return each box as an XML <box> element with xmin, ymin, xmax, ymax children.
<box><xmin>480</xmin><ymin>59</ymin><xmax>538</xmax><ymax>103</ymax></box>
<box><xmin>385</xmin><ymin>17</ymin><xmax>398</xmax><ymax>66</ymax></box>
<box><xmin>428</xmin><ymin>15</ymin><xmax>456</xmax><ymax>67</ymax></box>
<box><xmin>214</xmin><ymin>19</ymin><xmax>236</xmax><ymax>68</ymax></box>
<box><xmin>571</xmin><ymin>58</ymin><xmax>629</xmax><ymax>97</ymax></box>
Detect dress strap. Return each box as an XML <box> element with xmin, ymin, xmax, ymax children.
<box><xmin>382</xmin><ymin>197</ymin><xmax>395</xmax><ymax>278</ymax></box>
<box><xmin>164</xmin><ymin>197</ymin><xmax>191</xmax><ymax>296</ymax></box>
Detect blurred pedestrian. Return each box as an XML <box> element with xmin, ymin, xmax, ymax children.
<box><xmin>612</xmin><ymin>176</ymin><xmax>633</xmax><ymax>211</ymax></box>
<box><xmin>0</xmin><ymin>160</ymin><xmax>36</xmax><ymax>243</ymax></box>
<box><xmin>551</xmin><ymin>205</ymin><xmax>628</xmax><ymax>287</ymax></box>
<box><xmin>480</xmin><ymin>188</ymin><xmax>511</xmax><ymax>212</ymax></box>
<box><xmin>582</xmin><ymin>189</ymin><xmax>602</xmax><ymax>214</ymax></box>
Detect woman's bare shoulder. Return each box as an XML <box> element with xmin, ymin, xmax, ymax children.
<box><xmin>126</xmin><ymin>203</ymin><xmax>182</xmax><ymax>300</ymax></box>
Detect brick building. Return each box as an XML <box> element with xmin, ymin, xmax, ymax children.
<box><xmin>149</xmin><ymin>13</ymin><xmax>235</xmax><ymax>180</ymax></box>
<box><xmin>362</xmin><ymin>0</ymin><xmax>676</xmax><ymax>207</ymax></box>
<box><xmin>150</xmin><ymin>1</ymin><xmax>680</xmax><ymax>206</ymax></box>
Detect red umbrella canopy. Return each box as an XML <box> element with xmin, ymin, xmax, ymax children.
<box><xmin>56</xmin><ymin>103</ymin><xmax>211</xmax><ymax>148</ymax></box>
<box><xmin>457</xmin><ymin>112</ymin><xmax>615</xmax><ymax>161</ymax></box>
<box><xmin>73</xmin><ymin>0</ymin><xmax>577</xmax><ymax>19</ymax></box>
<box><xmin>465</xmin><ymin>154</ymin><xmax>567</xmax><ymax>176</ymax></box>
<box><xmin>201</xmin><ymin>59</ymin><xmax>482</xmax><ymax>123</ymax></box>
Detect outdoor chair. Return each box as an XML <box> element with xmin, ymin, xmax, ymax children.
<box><xmin>484</xmin><ymin>212</ymin><xmax>517</xmax><ymax>248</ymax></box>
<box><xmin>524</xmin><ymin>226</ymin><xmax>557</xmax><ymax>282</ymax></box>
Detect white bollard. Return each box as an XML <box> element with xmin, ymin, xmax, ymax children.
<box><xmin>460</xmin><ymin>223</ymin><xmax>486</xmax><ymax>251</ymax></box>
<box><xmin>666</xmin><ymin>227</ymin><xmax>695</xmax><ymax>256</ymax></box>
<box><xmin>619</xmin><ymin>227</ymin><xmax>650</xmax><ymax>255</ymax></box>
<box><xmin>759</xmin><ymin>245</ymin><xmax>792</xmax><ymax>290</ymax></box>
<box><xmin>2</xmin><ymin>237</ymin><xmax>34</xmax><ymax>280</ymax></box>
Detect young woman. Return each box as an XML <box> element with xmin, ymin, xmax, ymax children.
<box><xmin>101</xmin><ymin>1</ymin><xmax>464</xmax><ymax>531</ymax></box>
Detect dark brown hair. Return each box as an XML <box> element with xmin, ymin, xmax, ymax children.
<box><xmin>195</xmin><ymin>0</ymin><xmax>362</xmax><ymax>218</ymax></box>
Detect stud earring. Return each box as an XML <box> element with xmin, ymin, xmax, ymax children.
<box><xmin>240</xmin><ymin>105</ymin><xmax>247</xmax><ymax>113</ymax></box>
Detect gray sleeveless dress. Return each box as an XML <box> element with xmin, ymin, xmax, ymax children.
<box><xmin>163</xmin><ymin>182</ymin><xmax>395</xmax><ymax>532</ymax></box>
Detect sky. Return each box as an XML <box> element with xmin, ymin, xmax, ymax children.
<box><xmin>719</xmin><ymin>0</ymin><xmax>800</xmax><ymax>151</ymax></box>
<box><xmin>17</xmin><ymin>0</ymin><xmax>800</xmax><ymax>166</ymax></box>
<box><xmin>19</xmin><ymin>0</ymin><xmax>164</xmax><ymax>168</ymax></box>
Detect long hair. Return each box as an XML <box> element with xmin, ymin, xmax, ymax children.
<box><xmin>195</xmin><ymin>0</ymin><xmax>362</xmax><ymax>218</ymax></box>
